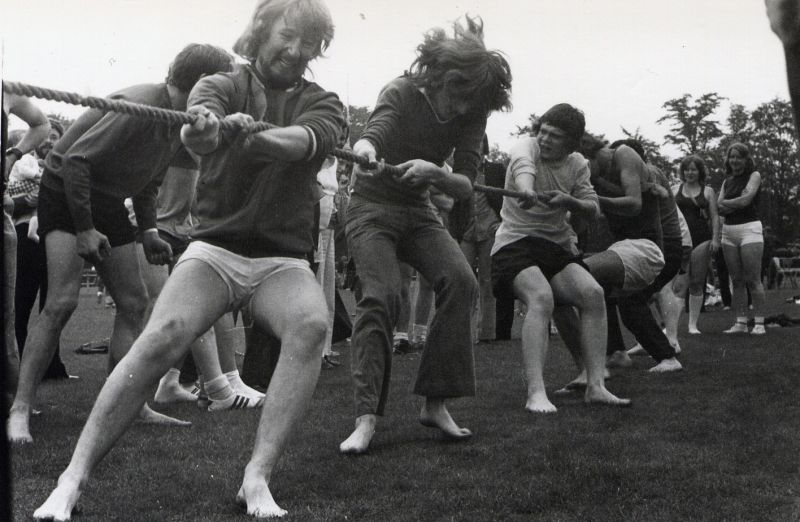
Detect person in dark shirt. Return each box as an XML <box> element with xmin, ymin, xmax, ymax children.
<box><xmin>7</xmin><ymin>43</ymin><xmax>234</xmax><ymax>446</ymax></box>
<box><xmin>340</xmin><ymin>16</ymin><xmax>512</xmax><ymax>454</ymax></box>
<box><xmin>33</xmin><ymin>1</ymin><xmax>345</xmax><ymax>519</ymax></box>
<box><xmin>718</xmin><ymin>142</ymin><xmax>766</xmax><ymax>334</ymax></box>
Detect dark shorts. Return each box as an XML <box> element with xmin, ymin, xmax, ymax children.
<box><xmin>37</xmin><ymin>183</ymin><xmax>136</xmax><ymax>247</ymax></box>
<box><xmin>491</xmin><ymin>236</ymin><xmax>587</xmax><ymax>300</ymax></box>
<box><xmin>135</xmin><ymin>229</ymin><xmax>191</xmax><ymax>256</ymax></box>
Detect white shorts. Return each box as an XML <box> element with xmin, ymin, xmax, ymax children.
<box><xmin>721</xmin><ymin>221</ymin><xmax>763</xmax><ymax>247</ymax></box>
<box><xmin>606</xmin><ymin>238</ymin><xmax>665</xmax><ymax>295</ymax></box>
<box><xmin>174</xmin><ymin>241</ymin><xmax>312</xmax><ymax>311</ymax></box>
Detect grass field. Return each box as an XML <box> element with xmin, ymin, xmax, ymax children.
<box><xmin>9</xmin><ymin>287</ymin><xmax>800</xmax><ymax>521</ymax></box>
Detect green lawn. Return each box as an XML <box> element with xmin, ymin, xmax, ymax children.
<box><xmin>10</xmin><ymin>288</ymin><xmax>800</xmax><ymax>521</ymax></box>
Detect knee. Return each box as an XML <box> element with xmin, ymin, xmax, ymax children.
<box><xmin>436</xmin><ymin>263</ymin><xmax>478</xmax><ymax>299</ymax></box>
<box><xmin>287</xmin><ymin>308</ymin><xmax>329</xmax><ymax>347</ymax></box>
<box><xmin>41</xmin><ymin>292</ymin><xmax>79</xmax><ymax>322</ymax></box>
<box><xmin>113</xmin><ymin>290</ymin><xmax>149</xmax><ymax>318</ymax></box>
<box><xmin>136</xmin><ymin>316</ymin><xmax>190</xmax><ymax>362</ymax></box>
<box><xmin>522</xmin><ymin>288</ymin><xmax>554</xmax><ymax>315</ymax></box>
<box><xmin>578</xmin><ymin>282</ymin><xmax>606</xmax><ymax>312</ymax></box>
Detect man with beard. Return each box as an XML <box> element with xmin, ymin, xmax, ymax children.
<box><xmin>33</xmin><ymin>0</ymin><xmax>345</xmax><ymax>519</ymax></box>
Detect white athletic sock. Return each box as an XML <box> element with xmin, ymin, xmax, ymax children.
<box><xmin>393</xmin><ymin>331</ymin><xmax>408</xmax><ymax>342</ymax></box>
<box><xmin>225</xmin><ymin>370</ymin><xmax>263</xmax><ymax>397</ymax></box>
<box><xmin>411</xmin><ymin>324</ymin><xmax>428</xmax><ymax>343</ymax></box>
<box><xmin>205</xmin><ymin>374</ymin><xmax>234</xmax><ymax>401</ymax></box>
<box><xmin>754</xmin><ymin>316</ymin><xmax>765</xmax><ymax>325</ymax></box>
<box><xmin>688</xmin><ymin>294</ymin><xmax>704</xmax><ymax>330</ymax></box>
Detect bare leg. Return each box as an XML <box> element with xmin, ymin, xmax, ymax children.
<box><xmin>551</xmin><ymin>265</ymin><xmax>630</xmax><ymax>407</ymax></box>
<box><xmin>512</xmin><ymin>267</ymin><xmax>556</xmax><ymax>413</ymax></box>
<box><xmin>33</xmin><ymin>261</ymin><xmax>228</xmax><ymax>520</ymax></box>
<box><xmin>4</xmin><ymin>206</ymin><xmax>20</xmax><ymax>406</ymax></box>
<box><xmin>236</xmin><ymin>267</ymin><xmax>327</xmax><ymax>518</ymax></box>
<box><xmin>687</xmin><ymin>241</ymin><xmax>711</xmax><ymax>334</ymax></box>
<box><xmin>8</xmin><ymin>231</ymin><xmax>83</xmax><ymax>443</ymax></box>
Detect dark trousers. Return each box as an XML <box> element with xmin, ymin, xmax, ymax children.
<box><xmin>14</xmin><ymin>222</ymin><xmax>67</xmax><ymax>379</ymax></box>
<box><xmin>346</xmin><ymin>196</ymin><xmax>477</xmax><ymax>416</ymax></box>
<box><xmin>714</xmin><ymin>248</ymin><xmax>732</xmax><ymax>307</ymax></box>
<box><xmin>607</xmin><ymin>239</ymin><xmax>682</xmax><ymax>362</ymax></box>
<box><xmin>495</xmin><ymin>296</ymin><xmax>515</xmax><ymax>340</ymax></box>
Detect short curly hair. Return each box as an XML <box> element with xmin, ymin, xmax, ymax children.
<box><xmin>166</xmin><ymin>43</ymin><xmax>233</xmax><ymax>92</ymax></box>
<box><xmin>540</xmin><ymin>104</ymin><xmax>585</xmax><ymax>152</ymax></box>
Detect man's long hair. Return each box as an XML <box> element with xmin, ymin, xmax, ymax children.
<box><xmin>233</xmin><ymin>0</ymin><xmax>334</xmax><ymax>62</ymax></box>
<box><xmin>406</xmin><ymin>15</ymin><xmax>512</xmax><ymax>117</ymax></box>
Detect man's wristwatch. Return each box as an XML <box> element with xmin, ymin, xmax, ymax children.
<box><xmin>5</xmin><ymin>147</ymin><xmax>23</xmax><ymax>161</ymax></box>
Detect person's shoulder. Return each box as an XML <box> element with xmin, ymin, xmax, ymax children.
<box><xmin>109</xmin><ymin>83</ymin><xmax>169</xmax><ymax>106</ymax></box>
<box><xmin>567</xmin><ymin>151</ymin><xmax>589</xmax><ymax>172</ymax></box>
<box><xmin>376</xmin><ymin>76</ymin><xmax>418</xmax><ymax>101</ymax></box>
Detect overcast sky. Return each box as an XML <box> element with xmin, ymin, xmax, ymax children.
<box><xmin>1</xmin><ymin>0</ymin><xmax>789</xmax><ymax>158</ymax></box>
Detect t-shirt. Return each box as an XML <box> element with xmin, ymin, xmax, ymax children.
<box><xmin>492</xmin><ymin>137</ymin><xmax>597</xmax><ymax>256</ymax></box>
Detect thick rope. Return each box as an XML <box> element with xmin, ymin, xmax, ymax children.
<box><xmin>3</xmin><ymin>80</ymin><xmax>526</xmax><ymax>199</ymax></box>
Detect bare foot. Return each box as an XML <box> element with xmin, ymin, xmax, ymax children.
<box><xmin>137</xmin><ymin>404</ymin><xmax>192</xmax><ymax>427</ymax></box>
<box><xmin>33</xmin><ymin>473</ymin><xmax>83</xmax><ymax>521</ymax></box>
<box><xmin>524</xmin><ymin>391</ymin><xmax>557</xmax><ymax>413</ymax></box>
<box><xmin>606</xmin><ymin>350</ymin><xmax>633</xmax><ymax>369</ymax></box>
<box><xmin>154</xmin><ymin>381</ymin><xmax>197</xmax><ymax>404</ymax></box>
<box><xmin>584</xmin><ymin>386</ymin><xmax>632</xmax><ymax>407</ymax></box>
<box><xmin>626</xmin><ymin>344</ymin><xmax>647</xmax><ymax>356</ymax></box>
<box><xmin>236</xmin><ymin>481</ymin><xmax>287</xmax><ymax>518</ymax></box>
<box><xmin>7</xmin><ymin>406</ymin><xmax>33</xmax><ymax>443</ymax></box>
<box><xmin>419</xmin><ymin>399</ymin><xmax>472</xmax><ymax>439</ymax></box>
<box><xmin>648</xmin><ymin>357</ymin><xmax>683</xmax><ymax>373</ymax></box>
<box><xmin>339</xmin><ymin>414</ymin><xmax>377</xmax><ymax>454</ymax></box>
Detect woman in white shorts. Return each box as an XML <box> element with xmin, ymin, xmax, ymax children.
<box><xmin>718</xmin><ymin>143</ymin><xmax>766</xmax><ymax>335</ymax></box>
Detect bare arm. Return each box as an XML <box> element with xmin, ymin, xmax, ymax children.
<box><xmin>596</xmin><ymin>147</ymin><xmax>643</xmax><ymax>216</ymax></box>
<box><xmin>706</xmin><ymin>186</ymin><xmax>721</xmax><ymax>249</ymax></box>
<box><xmin>718</xmin><ymin>172</ymin><xmax>762</xmax><ymax>210</ymax></box>
<box><xmin>5</xmin><ymin>94</ymin><xmax>50</xmax><ymax>178</ymax></box>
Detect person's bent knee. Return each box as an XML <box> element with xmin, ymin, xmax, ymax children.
<box><xmin>286</xmin><ymin>308</ymin><xmax>329</xmax><ymax>347</ymax></box>
<box><xmin>135</xmin><ymin>317</ymin><xmax>193</xmax><ymax>362</ymax></box>
<box><xmin>113</xmin><ymin>289</ymin><xmax>149</xmax><ymax>318</ymax></box>
<box><xmin>40</xmin><ymin>292</ymin><xmax>80</xmax><ymax>323</ymax></box>
<box><xmin>577</xmin><ymin>281</ymin><xmax>605</xmax><ymax>313</ymax></box>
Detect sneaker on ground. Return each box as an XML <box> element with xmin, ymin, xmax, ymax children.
<box><xmin>750</xmin><ymin>324</ymin><xmax>766</xmax><ymax>335</ymax></box>
<box><xmin>208</xmin><ymin>393</ymin><xmax>264</xmax><ymax>411</ymax></box>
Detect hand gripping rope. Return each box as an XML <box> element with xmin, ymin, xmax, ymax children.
<box><xmin>3</xmin><ymin>80</ymin><xmax>527</xmax><ymax>199</ymax></box>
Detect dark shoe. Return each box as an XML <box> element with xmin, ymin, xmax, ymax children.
<box><xmin>393</xmin><ymin>339</ymin><xmax>411</xmax><ymax>355</ymax></box>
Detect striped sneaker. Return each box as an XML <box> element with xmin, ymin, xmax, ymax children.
<box><xmin>207</xmin><ymin>393</ymin><xmax>264</xmax><ymax>411</ymax></box>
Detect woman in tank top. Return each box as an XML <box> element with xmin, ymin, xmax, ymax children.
<box><xmin>717</xmin><ymin>142</ymin><xmax>765</xmax><ymax>335</ymax></box>
<box><xmin>672</xmin><ymin>155</ymin><xmax>719</xmax><ymax>334</ymax></box>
